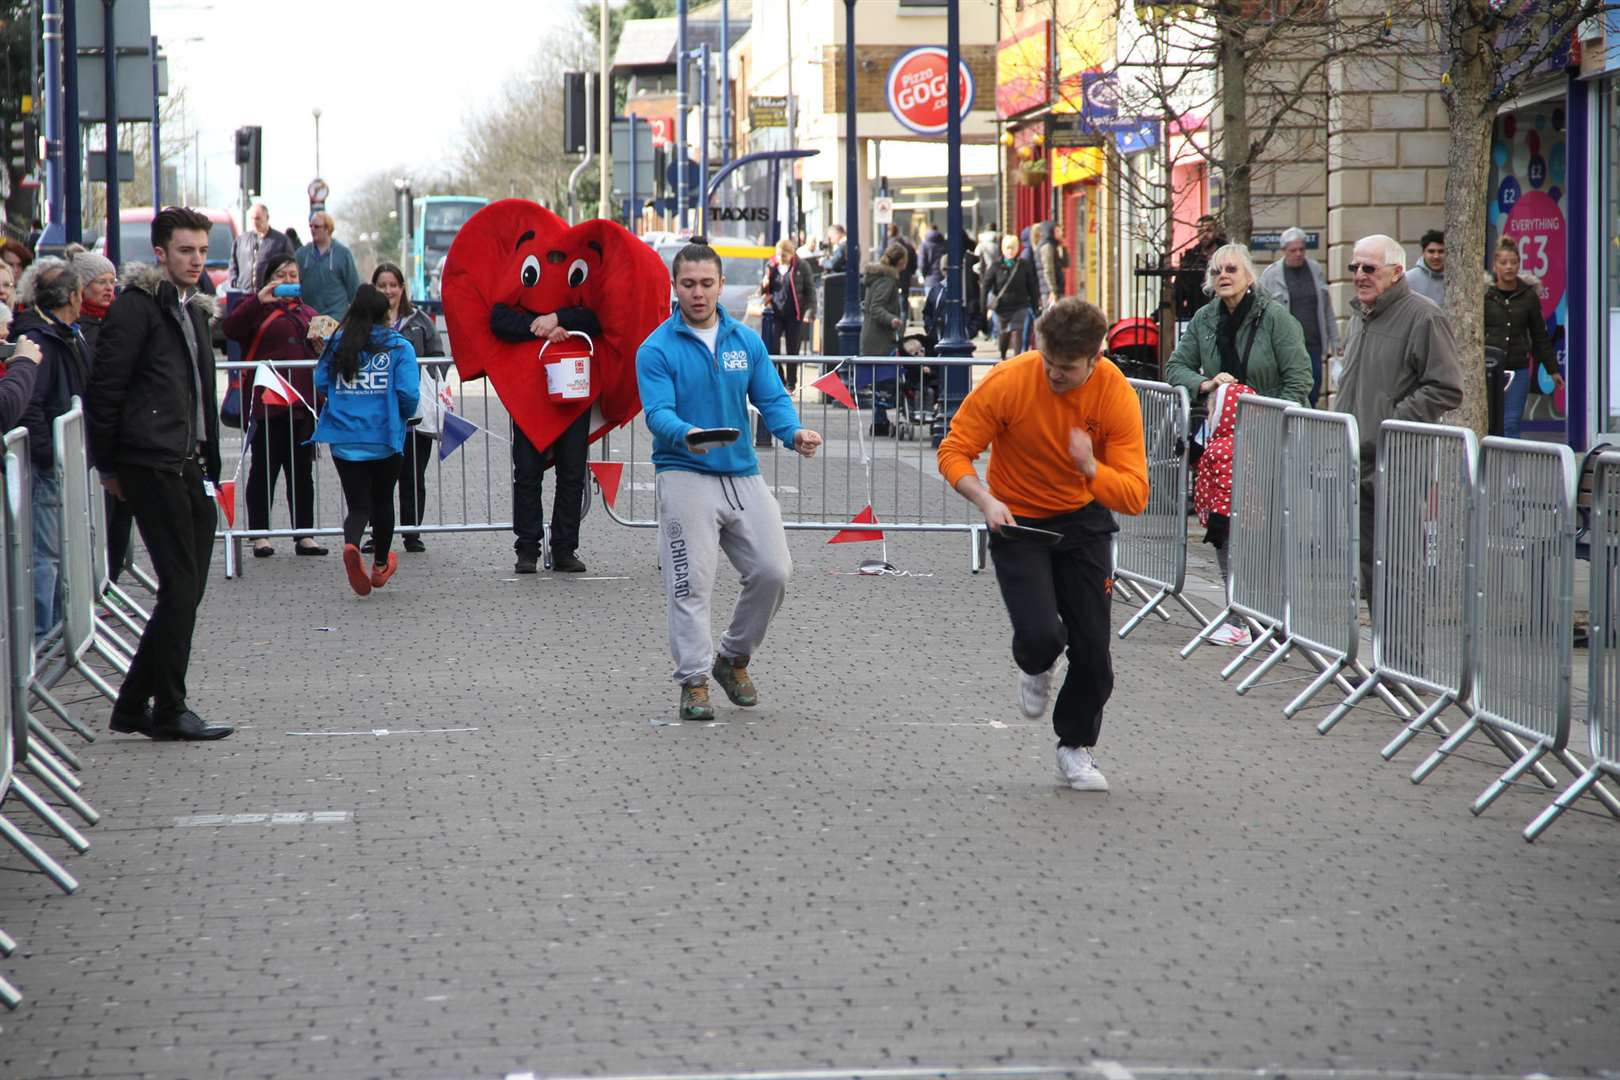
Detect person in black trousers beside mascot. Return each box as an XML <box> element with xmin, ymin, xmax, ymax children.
<box><xmin>86</xmin><ymin>207</ymin><xmax>234</xmax><ymax>741</ymax></box>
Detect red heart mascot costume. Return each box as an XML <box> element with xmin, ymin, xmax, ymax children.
<box><xmin>441</xmin><ymin>200</ymin><xmax>669</xmax><ymax>572</ymax></box>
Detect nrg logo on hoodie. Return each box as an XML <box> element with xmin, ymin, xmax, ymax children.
<box><xmin>338</xmin><ymin>351</ymin><xmax>392</xmax><ymax>393</ymax></box>
<box><xmin>721</xmin><ymin>350</ymin><xmax>749</xmax><ymax>372</ymax></box>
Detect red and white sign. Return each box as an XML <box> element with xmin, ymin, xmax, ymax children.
<box><xmin>1501</xmin><ymin>189</ymin><xmax>1566</xmax><ymax>320</ymax></box>
<box><xmin>886</xmin><ymin>47</ymin><xmax>974</xmax><ymax>136</ymax></box>
<box><xmin>647</xmin><ymin>117</ymin><xmax>675</xmax><ymax>149</ymax></box>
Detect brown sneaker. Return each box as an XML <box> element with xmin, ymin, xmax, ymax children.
<box><xmin>679</xmin><ymin>680</ymin><xmax>715</xmax><ymax>722</ymax></box>
<box><xmin>711</xmin><ymin>655</ymin><xmax>758</xmax><ymax>707</ymax></box>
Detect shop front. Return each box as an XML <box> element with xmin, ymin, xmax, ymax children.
<box><xmin>1575</xmin><ymin>14</ymin><xmax>1620</xmax><ymax>447</ymax></box>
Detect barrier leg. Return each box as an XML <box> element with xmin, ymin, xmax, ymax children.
<box><xmin>71</xmin><ymin>659</ymin><xmax>121</xmax><ymax>704</ymax></box>
<box><xmin>29</xmin><ymin>683</ymin><xmax>95</xmax><ymax>742</ymax></box>
<box><xmin>104</xmin><ymin>580</ymin><xmax>152</xmax><ymax>622</ymax></box>
<box><xmin>1220</xmin><ymin>626</ymin><xmax>1277</xmax><ymax>681</ymax></box>
<box><xmin>22</xmin><ymin>756</ymin><xmax>98</xmax><ymax>827</ymax></box>
<box><xmin>0</xmin><ymin>814</ymin><xmax>79</xmax><ymax>893</ymax></box>
<box><xmin>26</xmin><ymin>738</ymin><xmax>82</xmax><ymax>790</ymax></box>
<box><xmin>1412</xmin><ymin>716</ymin><xmax>1480</xmax><ymax>784</ymax></box>
<box><xmin>0</xmin><ymin>927</ymin><xmax>14</xmax><ymax>955</ymax></box>
<box><xmin>1552</xmin><ymin>748</ymin><xmax>1620</xmax><ymax>818</ymax></box>
<box><xmin>1181</xmin><ymin>607</ymin><xmax>1235</xmax><ymax>659</ymax></box>
<box><xmin>1478</xmin><ymin>724</ymin><xmax>1559</xmax><ymax>787</ymax></box>
<box><xmin>26</xmin><ymin>716</ymin><xmax>83</xmax><ymax>770</ymax></box>
<box><xmin>1283</xmin><ymin>657</ymin><xmax>1346</xmax><ymax>718</ymax></box>
<box><xmin>1235</xmin><ymin>639</ymin><xmax>1295</xmax><ymax>694</ymax></box>
<box><xmin>7</xmin><ymin>778</ymin><xmax>90</xmax><ymax>853</ymax></box>
<box><xmin>1172</xmin><ymin>591</ymin><xmax>1209</xmax><ymax>626</ymax></box>
<box><xmin>1471</xmin><ymin>742</ymin><xmax>1549</xmax><ymax>816</ymax></box>
<box><xmin>1117</xmin><ymin>586</ymin><xmax>1171</xmax><ymax>639</ymax></box>
<box><xmin>126</xmin><ymin>560</ymin><xmax>159</xmax><ymax>594</ymax></box>
<box><xmin>0</xmin><ymin>972</ymin><xmax>18</xmax><ymax>1010</ymax></box>
<box><xmin>90</xmin><ymin>635</ymin><xmax>132</xmax><ymax>677</ymax></box>
<box><xmin>1523</xmin><ymin>766</ymin><xmax>1605</xmax><ymax>842</ymax></box>
<box><xmin>1322</xmin><ymin>671</ymin><xmax>1387</xmax><ymax>735</ymax></box>
<box><xmin>970</xmin><ymin>527</ymin><xmax>988</xmax><ymax>574</ymax></box>
<box><xmin>1377</xmin><ymin>689</ymin><xmax>1451</xmax><ymax>754</ymax></box>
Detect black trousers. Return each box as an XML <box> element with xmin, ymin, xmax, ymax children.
<box><xmin>512</xmin><ymin>410</ymin><xmax>590</xmax><ymax>559</ymax></box>
<box><xmin>766</xmin><ymin>312</ymin><xmax>806</xmax><ymax>389</ymax></box>
<box><xmin>115</xmin><ymin>460</ymin><xmax>216</xmax><ymax>720</ymax></box>
<box><xmin>1359</xmin><ymin>453</ymin><xmax>1376</xmax><ymax>617</ymax></box>
<box><xmin>334</xmin><ymin>455</ymin><xmax>403</xmax><ymax>557</ymax></box>
<box><xmin>245</xmin><ymin>410</ymin><xmax>315</xmax><ymax>536</ymax></box>
<box><xmin>105</xmin><ymin>490</ymin><xmax>136</xmax><ymax>583</ymax></box>
<box><xmin>988</xmin><ymin>501</ymin><xmax>1117</xmax><ymax>748</ymax></box>
<box><xmin>399</xmin><ymin>431</ymin><xmax>435</xmax><ymax>541</ymax></box>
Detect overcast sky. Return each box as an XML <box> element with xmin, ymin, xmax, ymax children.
<box><xmin>151</xmin><ymin>0</ymin><xmax>583</xmax><ymax>234</ymax></box>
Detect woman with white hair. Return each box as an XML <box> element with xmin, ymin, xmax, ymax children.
<box><xmin>1166</xmin><ymin>241</ymin><xmax>1312</xmax><ymax>646</ymax></box>
<box><xmin>1257</xmin><ymin>227</ymin><xmax>1338</xmax><ymax>406</ymax></box>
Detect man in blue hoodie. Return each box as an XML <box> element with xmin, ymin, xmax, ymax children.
<box><xmin>637</xmin><ymin>241</ymin><xmax>823</xmax><ymax>723</ymax></box>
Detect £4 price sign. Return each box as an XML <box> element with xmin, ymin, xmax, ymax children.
<box><xmin>886</xmin><ymin>47</ymin><xmax>974</xmax><ymax>136</ymax></box>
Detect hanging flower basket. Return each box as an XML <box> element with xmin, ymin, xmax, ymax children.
<box><xmin>1017</xmin><ymin>160</ymin><xmax>1049</xmax><ymax>186</ymax></box>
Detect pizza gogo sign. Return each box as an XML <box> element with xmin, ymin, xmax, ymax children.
<box><xmin>886</xmin><ymin>47</ymin><xmax>974</xmax><ymax>136</ymax></box>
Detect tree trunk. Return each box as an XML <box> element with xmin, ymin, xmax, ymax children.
<box><xmin>1442</xmin><ymin>24</ymin><xmax>1494</xmax><ymax>437</ymax></box>
<box><xmin>1218</xmin><ymin>10</ymin><xmax>1253</xmax><ymax>244</ymax></box>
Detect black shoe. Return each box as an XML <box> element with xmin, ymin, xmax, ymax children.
<box><xmin>153</xmin><ymin>709</ymin><xmax>234</xmax><ymax>741</ymax></box>
<box><xmin>109</xmin><ymin>705</ymin><xmax>167</xmax><ymax>739</ymax></box>
<box><xmin>551</xmin><ymin>552</ymin><xmax>587</xmax><ymax>573</ymax></box>
<box><xmin>295</xmin><ymin>542</ymin><xmax>328</xmax><ymax>556</ymax></box>
<box><xmin>514</xmin><ymin>555</ymin><xmax>538</xmax><ymax>574</ymax></box>
<box><xmin>360</xmin><ymin>538</ymin><xmax>375</xmax><ymax>554</ymax></box>
<box><xmin>403</xmin><ymin>537</ymin><xmax>426</xmax><ymax>553</ymax></box>
<box><xmin>252</xmin><ymin>544</ymin><xmax>274</xmax><ymax>558</ymax></box>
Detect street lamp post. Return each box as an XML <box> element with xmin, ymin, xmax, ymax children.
<box><xmin>312</xmin><ymin>106</ymin><xmax>322</xmax><ymax>177</ymax></box>
<box><xmin>675</xmin><ymin>0</ymin><xmax>689</xmax><ymax>229</ymax></box>
<box><xmin>935</xmin><ymin>0</ymin><xmax>972</xmax><ymax>357</ymax></box>
<box><xmin>834</xmin><ymin>0</ymin><xmax>862</xmax><ymax>356</ymax></box>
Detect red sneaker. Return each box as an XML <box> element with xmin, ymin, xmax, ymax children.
<box><xmin>342</xmin><ymin>544</ymin><xmax>372</xmax><ymax>596</ymax></box>
<box><xmin>370</xmin><ymin>551</ymin><xmax>398</xmax><ymax>589</ymax></box>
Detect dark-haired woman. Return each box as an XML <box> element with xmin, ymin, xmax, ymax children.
<box><xmin>311</xmin><ymin>284</ymin><xmax>419</xmax><ymax>596</ymax></box>
<box><xmin>221</xmin><ymin>253</ymin><xmax>326</xmax><ymax>557</ymax></box>
<box><xmin>373</xmin><ymin>262</ymin><xmax>444</xmax><ymax>553</ymax></box>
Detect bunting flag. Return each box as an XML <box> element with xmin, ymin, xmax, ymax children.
<box><xmin>812</xmin><ymin>369</ymin><xmax>857</xmax><ymax>410</ymax></box>
<box><xmin>253</xmin><ymin>362</ymin><xmax>312</xmax><ymax>412</ymax></box>
<box><xmin>828</xmin><ymin>505</ymin><xmax>884</xmax><ymax>544</ymax></box>
<box><xmin>215</xmin><ymin>480</ymin><xmax>236</xmax><ymax>528</ymax></box>
<box><xmin>587</xmin><ymin>461</ymin><xmax>625</xmax><ymax>509</ymax></box>
<box><xmin>438</xmin><ymin>410</ymin><xmax>479</xmax><ymax>461</ymax></box>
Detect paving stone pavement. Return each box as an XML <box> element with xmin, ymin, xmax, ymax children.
<box><xmin>0</xmin><ymin>457</ymin><xmax>1617</xmax><ymax>1080</ymax></box>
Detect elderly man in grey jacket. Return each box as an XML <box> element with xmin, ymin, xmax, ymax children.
<box><xmin>1258</xmin><ymin>226</ymin><xmax>1338</xmax><ymax>405</ymax></box>
<box><xmin>1336</xmin><ymin>233</ymin><xmax>1463</xmax><ymax>600</ymax></box>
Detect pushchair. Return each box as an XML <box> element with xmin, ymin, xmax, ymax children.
<box><xmin>1107</xmin><ymin>317</ymin><xmax>1161</xmax><ymax>382</ymax></box>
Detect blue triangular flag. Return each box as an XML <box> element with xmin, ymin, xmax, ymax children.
<box><xmin>438</xmin><ymin>410</ymin><xmax>478</xmax><ymax>461</ymax></box>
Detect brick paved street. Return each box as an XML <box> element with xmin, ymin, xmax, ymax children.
<box><xmin>1</xmin><ymin>452</ymin><xmax>1616</xmax><ymax>1080</ymax></box>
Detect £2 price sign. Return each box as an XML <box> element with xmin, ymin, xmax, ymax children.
<box><xmin>886</xmin><ymin>47</ymin><xmax>974</xmax><ymax>136</ymax></box>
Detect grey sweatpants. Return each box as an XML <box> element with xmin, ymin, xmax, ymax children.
<box><xmin>656</xmin><ymin>470</ymin><xmax>793</xmax><ymax>684</ymax></box>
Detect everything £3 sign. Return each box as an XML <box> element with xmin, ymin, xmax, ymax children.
<box><xmin>886</xmin><ymin>47</ymin><xmax>974</xmax><ymax>136</ymax></box>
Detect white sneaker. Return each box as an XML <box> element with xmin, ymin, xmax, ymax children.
<box><xmin>1056</xmin><ymin>745</ymin><xmax>1109</xmax><ymax>792</ymax></box>
<box><xmin>1018</xmin><ymin>665</ymin><xmax>1055</xmax><ymax>718</ymax></box>
<box><xmin>1208</xmin><ymin>622</ymin><xmax>1253</xmax><ymax>647</ymax></box>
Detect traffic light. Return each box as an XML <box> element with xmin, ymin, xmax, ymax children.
<box><xmin>234</xmin><ymin>125</ymin><xmax>262</xmax><ymax>195</ymax></box>
<box><xmin>6</xmin><ymin>119</ymin><xmax>33</xmax><ymax>171</ymax></box>
<box><xmin>563</xmin><ymin>72</ymin><xmax>598</xmax><ymax>156</ymax></box>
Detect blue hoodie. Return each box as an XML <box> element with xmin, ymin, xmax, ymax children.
<box><xmin>636</xmin><ymin>308</ymin><xmax>800</xmax><ymax>476</ymax></box>
<box><xmin>311</xmin><ymin>325</ymin><xmax>419</xmax><ymax>460</ymax></box>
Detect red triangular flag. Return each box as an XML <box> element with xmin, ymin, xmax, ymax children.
<box><xmin>215</xmin><ymin>480</ymin><xmax>236</xmax><ymax>528</ymax></box>
<box><xmin>587</xmin><ymin>460</ymin><xmax>625</xmax><ymax>509</ymax></box>
<box><xmin>811</xmin><ymin>370</ymin><xmax>857</xmax><ymax>410</ymax></box>
<box><xmin>253</xmin><ymin>362</ymin><xmax>306</xmax><ymax>410</ymax></box>
<box><xmin>828</xmin><ymin>504</ymin><xmax>884</xmax><ymax>544</ymax></box>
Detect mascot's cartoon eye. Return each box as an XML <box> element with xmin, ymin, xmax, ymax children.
<box><xmin>567</xmin><ymin>258</ymin><xmax>589</xmax><ymax>288</ymax></box>
<box><xmin>520</xmin><ymin>254</ymin><xmax>541</xmax><ymax>288</ymax></box>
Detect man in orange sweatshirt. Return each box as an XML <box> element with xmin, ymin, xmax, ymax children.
<box><xmin>938</xmin><ymin>298</ymin><xmax>1148</xmax><ymax>791</ymax></box>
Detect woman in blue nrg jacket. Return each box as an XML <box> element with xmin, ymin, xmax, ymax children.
<box><xmin>312</xmin><ymin>283</ymin><xmax>419</xmax><ymax>597</ymax></box>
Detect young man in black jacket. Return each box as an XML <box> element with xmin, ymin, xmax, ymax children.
<box><xmin>86</xmin><ymin>207</ymin><xmax>234</xmax><ymax>741</ymax></box>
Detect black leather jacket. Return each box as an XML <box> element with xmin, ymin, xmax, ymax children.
<box><xmin>13</xmin><ymin>308</ymin><xmax>90</xmax><ymax>469</ymax></box>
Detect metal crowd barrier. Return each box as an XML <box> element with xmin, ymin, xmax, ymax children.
<box><xmin>1115</xmin><ymin>380</ymin><xmax>1204</xmax><ymax>637</ymax></box>
<box><xmin>0</xmin><ymin>461</ymin><xmax>17</xmax><ymax>1009</ymax></box>
<box><xmin>1526</xmin><ymin>451</ymin><xmax>1620</xmax><ymax>840</ymax></box>
<box><xmin>597</xmin><ymin>354</ymin><xmax>996</xmax><ymax>572</ymax></box>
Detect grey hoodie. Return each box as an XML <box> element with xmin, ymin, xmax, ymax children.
<box><xmin>1334</xmin><ymin>277</ymin><xmax>1462</xmax><ymax>456</ymax></box>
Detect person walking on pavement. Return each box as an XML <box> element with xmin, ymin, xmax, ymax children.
<box><xmin>220</xmin><ymin>253</ymin><xmax>326</xmax><ymax>558</ymax></box>
<box><xmin>1486</xmin><ymin>237</ymin><xmax>1561</xmax><ymax>439</ymax></box>
<box><xmin>1257</xmin><ymin>227</ymin><xmax>1338</xmax><ymax>406</ymax></box>
<box><xmin>938</xmin><ymin>298</ymin><xmax>1148</xmax><ymax>792</ymax></box>
<box><xmin>982</xmin><ymin>234</ymin><xmax>1039</xmax><ymax>360</ymax></box>
<box><xmin>761</xmin><ymin>238</ymin><xmax>813</xmax><ymax>391</ymax></box>
<box><xmin>14</xmin><ymin>258</ymin><xmax>92</xmax><ymax>639</ymax></box>
<box><xmin>294</xmin><ymin>211</ymin><xmax>360</xmax><ymax>319</ymax></box>
<box><xmin>1407</xmin><ymin>228</ymin><xmax>1446</xmax><ymax>307</ymax></box>
<box><xmin>886</xmin><ymin>224</ymin><xmax>918</xmax><ymax>308</ymax></box>
<box><xmin>860</xmin><ymin>242</ymin><xmax>907</xmax><ymax>357</ymax></box>
<box><xmin>86</xmin><ymin>207</ymin><xmax>234</xmax><ymax>741</ymax></box>
<box><xmin>490</xmin><ymin>281</ymin><xmax>600</xmax><ymax>575</ymax></box>
<box><xmin>636</xmin><ymin>241</ymin><xmax>823</xmax><ymax>724</ymax></box>
<box><xmin>823</xmin><ymin>224</ymin><xmax>848</xmax><ymax>273</ymax></box>
<box><xmin>230</xmin><ymin>203</ymin><xmax>294</xmax><ymax>292</ymax></box>
<box><xmin>918</xmin><ymin>220</ymin><xmax>946</xmax><ymax>292</ymax></box>
<box><xmin>372</xmin><ymin>262</ymin><xmax>446</xmax><ymax>553</ymax></box>
<box><xmin>1335</xmin><ymin>234</ymin><xmax>1463</xmax><ymax>599</ymax></box>
<box><xmin>311</xmin><ymin>284</ymin><xmax>419</xmax><ymax>597</ymax></box>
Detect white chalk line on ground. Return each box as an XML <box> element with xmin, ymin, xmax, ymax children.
<box><xmin>174</xmin><ymin>811</ymin><xmax>351</xmax><ymax>827</ymax></box>
<box><xmin>284</xmin><ymin>727</ymin><xmax>480</xmax><ymax>737</ymax></box>
<box><xmin>496</xmin><ymin>1063</ymin><xmax>1594</xmax><ymax>1080</ymax></box>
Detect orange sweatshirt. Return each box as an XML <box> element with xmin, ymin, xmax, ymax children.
<box><xmin>937</xmin><ymin>351</ymin><xmax>1149</xmax><ymax>520</ymax></box>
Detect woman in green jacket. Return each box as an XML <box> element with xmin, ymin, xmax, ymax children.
<box><xmin>1164</xmin><ymin>243</ymin><xmax>1314</xmax><ymax>407</ymax></box>
<box><xmin>859</xmin><ymin>243</ymin><xmax>908</xmax><ymax>357</ymax></box>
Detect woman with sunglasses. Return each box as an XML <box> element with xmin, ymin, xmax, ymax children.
<box><xmin>1166</xmin><ymin>243</ymin><xmax>1312</xmax><ymax>646</ymax></box>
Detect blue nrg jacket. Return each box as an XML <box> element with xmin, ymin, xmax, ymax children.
<box><xmin>636</xmin><ymin>308</ymin><xmax>800</xmax><ymax>476</ymax></box>
<box><xmin>311</xmin><ymin>326</ymin><xmax>420</xmax><ymax>455</ymax></box>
